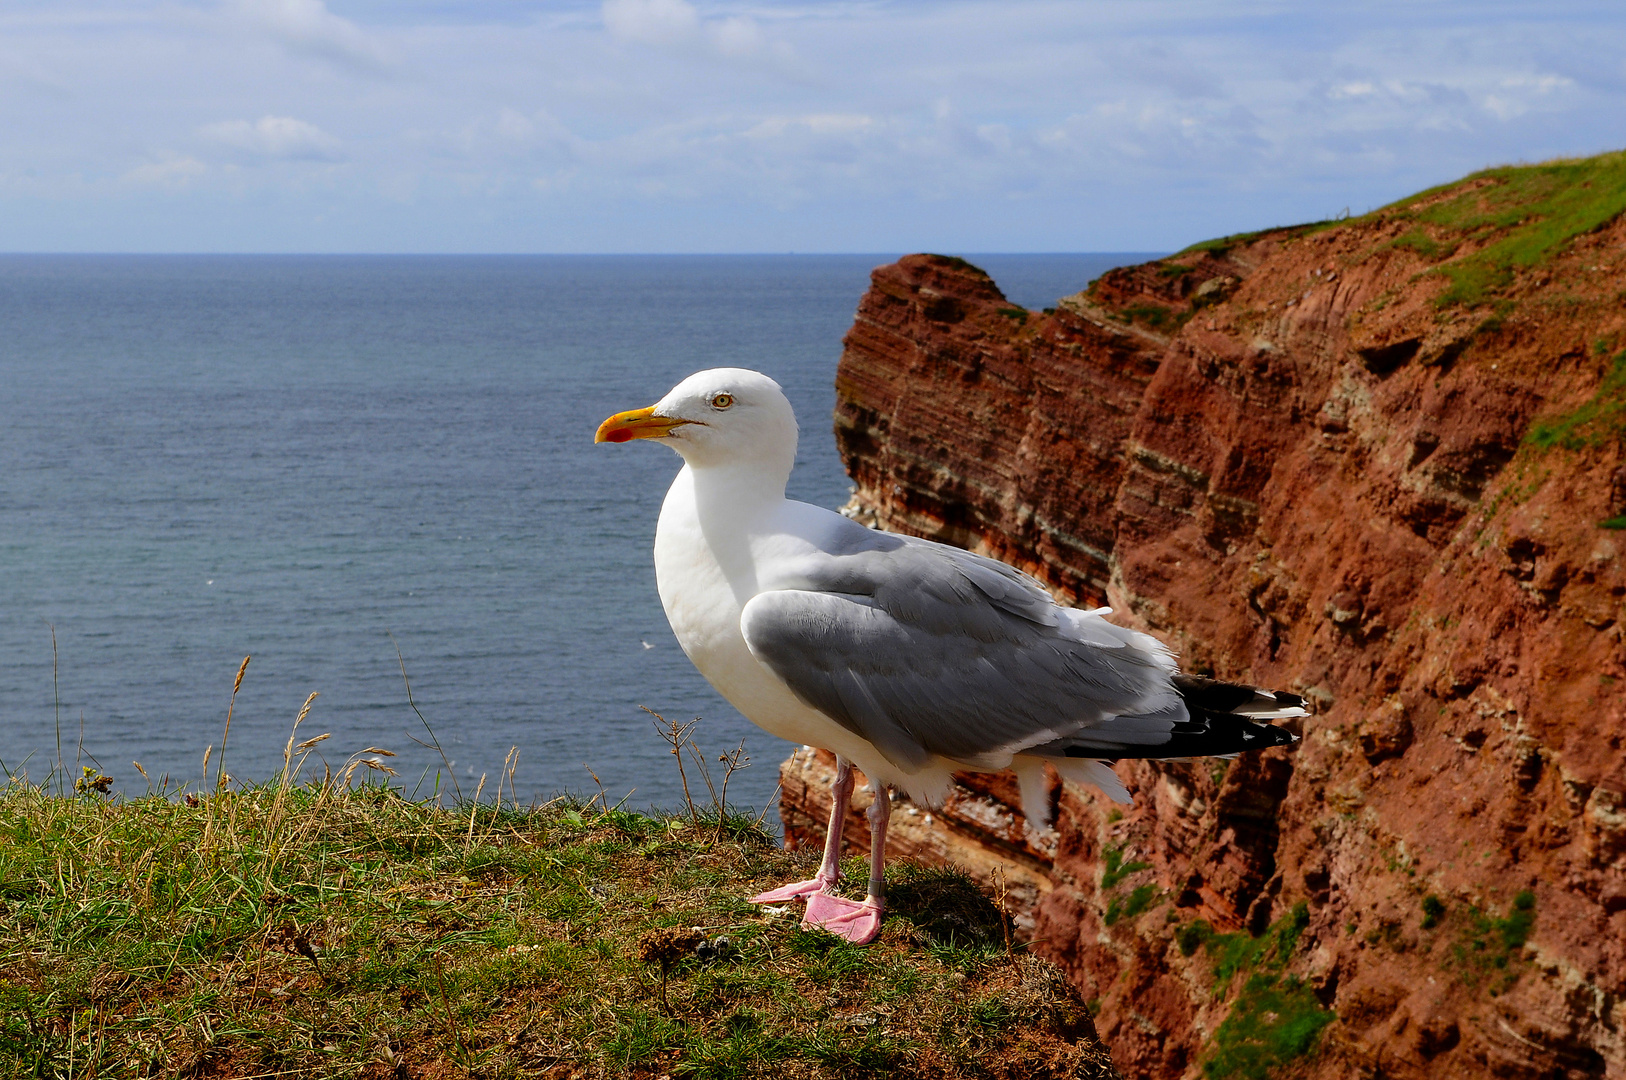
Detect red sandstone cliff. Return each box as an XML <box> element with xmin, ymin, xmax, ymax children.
<box><xmin>782</xmin><ymin>154</ymin><xmax>1626</xmax><ymax>1079</ymax></box>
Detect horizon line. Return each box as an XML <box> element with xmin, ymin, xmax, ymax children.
<box><xmin>0</xmin><ymin>249</ymin><xmax>1169</xmax><ymax>259</ymax></box>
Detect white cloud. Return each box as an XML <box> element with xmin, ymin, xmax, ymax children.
<box><xmin>601</xmin><ymin>0</ymin><xmax>781</xmax><ymax>62</ymax></box>
<box><xmin>200</xmin><ymin>116</ymin><xmax>343</xmax><ymax>161</ymax></box>
<box><xmin>122</xmin><ymin>155</ymin><xmax>208</xmax><ymax>188</ymax></box>
<box><xmin>495</xmin><ymin>108</ymin><xmax>534</xmax><ymax>142</ymax></box>
<box><xmin>1502</xmin><ymin>74</ymin><xmax>1576</xmax><ymax>93</ymax></box>
<box><xmin>232</xmin><ymin>0</ymin><xmax>392</xmax><ymax>70</ymax></box>
<box><xmin>1482</xmin><ymin>73</ymin><xmax>1577</xmax><ymax>120</ymax></box>
<box><xmin>602</xmin><ymin>0</ymin><xmax>700</xmax><ymax>48</ymax></box>
<box><xmin>710</xmin><ymin>16</ymin><xmax>765</xmax><ymax>58</ymax></box>
<box><xmin>745</xmin><ymin>114</ymin><xmax>876</xmax><ymax>140</ymax></box>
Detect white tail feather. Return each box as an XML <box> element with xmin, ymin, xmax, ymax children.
<box><xmin>1233</xmin><ymin>704</ymin><xmax>1310</xmax><ymax>719</ymax></box>
<box><xmin>1049</xmin><ymin>757</ymin><xmax>1133</xmax><ymax>805</ymax></box>
<box><xmin>1010</xmin><ymin>756</ymin><xmax>1054</xmax><ymax>831</ymax></box>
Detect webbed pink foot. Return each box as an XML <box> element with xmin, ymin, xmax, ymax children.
<box><xmin>749</xmin><ymin>878</ymin><xmax>833</xmax><ymax>904</ymax></box>
<box><xmin>804</xmin><ymin>892</ymin><xmax>883</xmax><ymax>944</ymax></box>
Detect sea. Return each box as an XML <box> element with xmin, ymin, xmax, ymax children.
<box><xmin>0</xmin><ymin>253</ymin><xmax>1151</xmax><ymax>817</ymax></box>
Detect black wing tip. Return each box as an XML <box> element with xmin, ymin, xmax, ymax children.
<box><xmin>1202</xmin><ymin>713</ymin><xmax>1299</xmax><ymax>755</ymax></box>
<box><xmin>1173</xmin><ymin>674</ymin><xmax>1310</xmax><ymax>715</ymax></box>
<box><xmin>1247</xmin><ymin>720</ymin><xmax>1299</xmax><ymax>748</ymax></box>
<box><xmin>1060</xmin><ymin>712</ymin><xmax>1298</xmax><ymax>760</ymax></box>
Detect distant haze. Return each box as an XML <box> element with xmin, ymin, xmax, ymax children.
<box><xmin>2</xmin><ymin>1</ymin><xmax>1623</xmax><ymax>254</ymax></box>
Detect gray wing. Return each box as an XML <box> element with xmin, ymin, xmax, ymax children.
<box><xmin>739</xmin><ymin>524</ymin><xmax>1182</xmax><ymax>772</ymax></box>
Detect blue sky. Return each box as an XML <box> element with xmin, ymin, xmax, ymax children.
<box><xmin>2</xmin><ymin>0</ymin><xmax>1623</xmax><ymax>253</ymax></box>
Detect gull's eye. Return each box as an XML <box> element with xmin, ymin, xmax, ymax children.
<box><xmin>710</xmin><ymin>393</ymin><xmax>735</xmax><ymax>410</ymax></box>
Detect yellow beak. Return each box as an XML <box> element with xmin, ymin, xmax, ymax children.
<box><xmin>595</xmin><ymin>405</ymin><xmax>691</xmax><ymax>443</ymax></box>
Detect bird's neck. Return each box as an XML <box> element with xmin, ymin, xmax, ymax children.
<box><xmin>659</xmin><ymin>462</ymin><xmax>787</xmax><ymax>600</ymax></box>
<box><xmin>684</xmin><ymin>459</ymin><xmax>790</xmax><ymax>519</ymax></box>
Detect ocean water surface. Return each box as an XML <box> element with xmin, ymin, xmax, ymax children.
<box><xmin>0</xmin><ymin>253</ymin><xmax>1150</xmax><ymax>814</ymax></box>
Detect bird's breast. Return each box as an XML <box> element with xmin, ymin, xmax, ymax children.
<box><xmin>650</xmin><ymin>474</ymin><xmax>848</xmax><ymax>748</ymax></box>
<box><xmin>652</xmin><ymin>477</ymin><xmax>772</xmax><ymax>712</ymax></box>
<box><xmin>653</xmin><ymin>480</ymin><xmax>738</xmax><ymax>652</ymax></box>
<box><xmin>654</xmin><ymin>534</ymin><xmax>740</xmax><ymax>665</ymax></box>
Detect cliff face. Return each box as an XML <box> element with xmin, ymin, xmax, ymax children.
<box><xmin>786</xmin><ymin>155</ymin><xmax>1626</xmax><ymax>1079</ymax></box>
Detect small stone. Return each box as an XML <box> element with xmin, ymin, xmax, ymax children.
<box><xmin>1358</xmin><ymin>702</ymin><xmax>1414</xmax><ymax>764</ymax></box>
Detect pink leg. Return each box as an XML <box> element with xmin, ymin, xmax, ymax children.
<box><xmin>749</xmin><ymin>757</ymin><xmax>853</xmax><ymax>903</ymax></box>
<box><xmin>803</xmin><ymin>786</ymin><xmax>888</xmax><ymax>944</ymax></box>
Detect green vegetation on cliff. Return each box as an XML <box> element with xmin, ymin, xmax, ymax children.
<box><xmin>1446</xmin><ymin>889</ymin><xmax>1538</xmax><ymax>994</ymax></box>
<box><xmin>1526</xmin><ymin>349</ymin><xmax>1626</xmax><ymax>452</ymax></box>
<box><xmin>1175</xmin><ymin>905</ymin><xmax>1335</xmax><ymax>1080</ymax></box>
<box><xmin>1383</xmin><ymin>151</ymin><xmax>1626</xmax><ymax>307</ymax></box>
<box><xmin>1176</xmin><ymin>150</ymin><xmax>1626</xmax><ymax>309</ymax></box>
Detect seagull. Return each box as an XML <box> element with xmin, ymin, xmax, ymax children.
<box><xmin>597</xmin><ymin>368</ymin><xmax>1303</xmax><ymax>944</ymax></box>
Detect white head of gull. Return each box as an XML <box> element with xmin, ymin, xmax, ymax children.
<box><xmin>597</xmin><ymin>367</ymin><xmax>1304</xmax><ymax>944</ymax></box>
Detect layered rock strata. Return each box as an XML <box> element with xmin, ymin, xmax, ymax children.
<box><xmin>782</xmin><ymin>159</ymin><xmax>1626</xmax><ymax>1079</ymax></box>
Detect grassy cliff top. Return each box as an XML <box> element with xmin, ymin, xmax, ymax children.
<box><xmin>1374</xmin><ymin>150</ymin><xmax>1626</xmax><ymax>306</ymax></box>
<box><xmin>1179</xmin><ymin>149</ymin><xmax>1626</xmax><ymax>309</ymax></box>
<box><xmin>0</xmin><ymin>777</ymin><xmax>1118</xmax><ymax>1079</ymax></box>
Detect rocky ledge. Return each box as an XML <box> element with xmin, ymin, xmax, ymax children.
<box><xmin>781</xmin><ymin>152</ymin><xmax>1626</xmax><ymax>1079</ymax></box>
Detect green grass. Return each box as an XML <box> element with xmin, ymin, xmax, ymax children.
<box><xmin>1175</xmin><ymin>919</ymin><xmax>1212</xmax><ymax>957</ymax></box>
<box><xmin>1097</xmin><ymin>844</ymin><xmax>1155</xmax><ymax>927</ymax></box>
<box><xmin>1387</xmin><ymin>226</ymin><xmax>1452</xmax><ymax>260</ymax></box>
<box><xmin>1383</xmin><ymin>151</ymin><xmax>1626</xmax><ymax>307</ymax></box>
<box><xmin>1204</xmin><ymin>975</ymin><xmax>1335</xmax><ymax>1080</ymax></box>
<box><xmin>1112</xmin><ymin>302</ymin><xmax>1192</xmax><ymax>334</ymax></box>
<box><xmin>1499</xmin><ymin>891</ymin><xmax>1537</xmax><ymax>949</ymax></box>
<box><xmin>1175</xmin><ymin>217</ymin><xmax>1347</xmax><ymax>258</ymax></box>
<box><xmin>1099</xmin><ymin>844</ymin><xmax>1150</xmax><ymax>890</ymax></box>
<box><xmin>1422</xmin><ymin>894</ymin><xmax>1446</xmax><ymax>930</ymax></box>
<box><xmin>0</xmin><ymin>776</ymin><xmax>1116</xmax><ymax>1079</ymax></box>
<box><xmin>1449</xmin><ymin>889</ymin><xmax>1537</xmax><ymax>993</ymax></box>
<box><xmin>1196</xmin><ymin>903</ymin><xmax>1314</xmax><ymax>987</ymax></box>
<box><xmin>1190</xmin><ymin>904</ymin><xmax>1333</xmax><ymax>1079</ymax></box>
<box><xmin>1102</xmin><ymin>884</ymin><xmax>1157</xmax><ymax>927</ymax></box>
<box><xmin>1525</xmin><ymin>350</ymin><xmax>1626</xmax><ymax>451</ymax></box>
<box><xmin>921</xmin><ymin>254</ymin><xmax>991</xmax><ymax>278</ymax></box>
<box><xmin>1169</xmin><ymin>151</ymin><xmax>1626</xmax><ymax>312</ymax></box>
<box><xmin>1177</xmin><ymin>228</ymin><xmax>1273</xmax><ymax>258</ymax></box>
